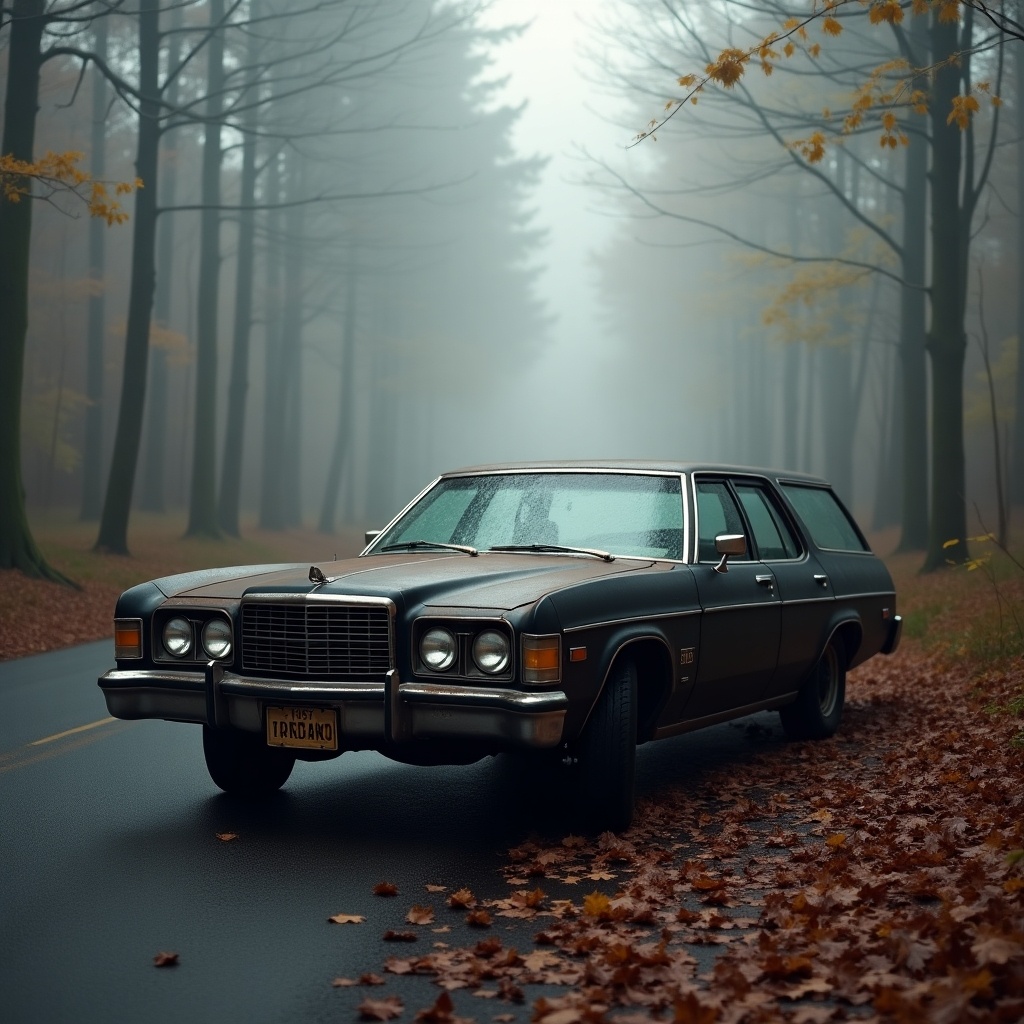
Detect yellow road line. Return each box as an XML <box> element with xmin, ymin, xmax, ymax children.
<box><xmin>29</xmin><ymin>717</ymin><xmax>117</xmax><ymax>746</ymax></box>
<box><xmin>0</xmin><ymin>720</ymin><xmax>131</xmax><ymax>774</ymax></box>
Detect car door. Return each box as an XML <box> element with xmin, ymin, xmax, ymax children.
<box><xmin>732</xmin><ymin>481</ymin><xmax>835</xmax><ymax>700</ymax></box>
<box><xmin>686</xmin><ymin>477</ymin><xmax>781</xmax><ymax>719</ymax></box>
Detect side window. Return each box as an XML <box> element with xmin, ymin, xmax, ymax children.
<box><xmin>735</xmin><ymin>485</ymin><xmax>800</xmax><ymax>560</ymax></box>
<box><xmin>695</xmin><ymin>480</ymin><xmax>746</xmax><ymax>562</ymax></box>
<box><xmin>781</xmin><ymin>484</ymin><xmax>867</xmax><ymax>552</ymax></box>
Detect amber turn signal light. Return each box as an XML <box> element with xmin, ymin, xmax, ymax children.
<box><xmin>522</xmin><ymin>634</ymin><xmax>560</xmax><ymax>684</ymax></box>
<box><xmin>114</xmin><ymin>618</ymin><xmax>143</xmax><ymax>659</ymax></box>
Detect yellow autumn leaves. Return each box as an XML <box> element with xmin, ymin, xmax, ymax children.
<box><xmin>0</xmin><ymin>150</ymin><xmax>141</xmax><ymax>224</ymax></box>
<box><xmin>654</xmin><ymin>0</ymin><xmax>999</xmax><ymax>159</ymax></box>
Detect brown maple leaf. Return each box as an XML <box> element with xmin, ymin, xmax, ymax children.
<box><xmin>466</xmin><ymin>908</ymin><xmax>492</xmax><ymax>927</ymax></box>
<box><xmin>327</xmin><ymin>912</ymin><xmax>365</xmax><ymax>925</ymax></box>
<box><xmin>357</xmin><ymin>995</ymin><xmax>404</xmax><ymax>1021</ymax></box>
<box><xmin>214</xmin><ymin>832</ymin><xmax>239</xmax><ymax>842</ymax></box>
<box><xmin>374</xmin><ymin>882</ymin><xmax>399</xmax><ymax>897</ymax></box>
<box><xmin>414</xmin><ymin>991</ymin><xmax>457</xmax><ymax>1023</ymax></box>
<box><xmin>153</xmin><ymin>951</ymin><xmax>180</xmax><ymax>968</ymax></box>
<box><xmin>672</xmin><ymin>991</ymin><xmax>717</xmax><ymax>1024</ymax></box>
<box><xmin>448</xmin><ymin>888</ymin><xmax>476</xmax><ymax>909</ymax></box>
<box><xmin>383</xmin><ymin>930</ymin><xmax>419</xmax><ymax>942</ymax></box>
<box><xmin>425</xmin><ymin>884</ymin><xmax>446</xmax><ymax>893</ymax></box>
<box><xmin>407</xmin><ymin>904</ymin><xmax>435</xmax><ymax>926</ymax></box>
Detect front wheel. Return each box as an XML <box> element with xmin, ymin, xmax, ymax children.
<box><xmin>778</xmin><ymin>638</ymin><xmax>846</xmax><ymax>741</ymax></box>
<box><xmin>203</xmin><ymin>726</ymin><xmax>295</xmax><ymax>797</ymax></box>
<box><xmin>576</xmin><ymin>659</ymin><xmax>637</xmax><ymax>833</ymax></box>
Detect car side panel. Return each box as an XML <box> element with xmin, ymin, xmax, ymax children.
<box><xmin>546</xmin><ymin>565</ymin><xmax>700</xmax><ymax>739</ymax></box>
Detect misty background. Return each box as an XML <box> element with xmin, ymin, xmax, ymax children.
<box><xmin>3</xmin><ymin>0</ymin><xmax>1019</xmax><ymax>563</ymax></box>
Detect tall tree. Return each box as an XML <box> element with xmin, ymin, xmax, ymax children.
<box><xmin>185</xmin><ymin>0</ymin><xmax>226</xmax><ymax>538</ymax></box>
<box><xmin>79</xmin><ymin>15</ymin><xmax>109</xmax><ymax>523</ymax></box>
<box><xmin>94</xmin><ymin>0</ymin><xmax>161</xmax><ymax>554</ymax></box>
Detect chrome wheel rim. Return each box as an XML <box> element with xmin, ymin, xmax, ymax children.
<box><xmin>817</xmin><ymin>646</ymin><xmax>839</xmax><ymax>718</ymax></box>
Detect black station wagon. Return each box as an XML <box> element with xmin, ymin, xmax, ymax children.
<box><xmin>99</xmin><ymin>462</ymin><xmax>901</xmax><ymax>832</ymax></box>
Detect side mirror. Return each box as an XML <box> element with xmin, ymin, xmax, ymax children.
<box><xmin>713</xmin><ymin>533</ymin><xmax>746</xmax><ymax>574</ymax></box>
<box><xmin>364</xmin><ymin>529</ymin><xmax>381</xmax><ymax>547</ymax></box>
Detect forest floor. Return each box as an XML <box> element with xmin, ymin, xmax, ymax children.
<box><xmin>1</xmin><ymin>518</ymin><xmax>1022</xmax><ymax>1020</ymax></box>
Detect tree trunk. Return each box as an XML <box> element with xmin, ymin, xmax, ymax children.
<box><xmin>139</xmin><ymin>2</ymin><xmax>182</xmax><ymax>515</ymax></box>
<box><xmin>896</xmin><ymin>110</ymin><xmax>930</xmax><ymax>549</ymax></box>
<box><xmin>319</xmin><ymin>270</ymin><xmax>357</xmax><ymax>534</ymax></box>
<box><xmin>0</xmin><ymin>0</ymin><xmax>71</xmax><ymax>582</ymax></box>
<box><xmin>922</xmin><ymin>11</ymin><xmax>968</xmax><ymax>570</ymax></box>
<box><xmin>94</xmin><ymin>0</ymin><xmax>161</xmax><ymax>555</ymax></box>
<box><xmin>185</xmin><ymin>0</ymin><xmax>225</xmax><ymax>538</ymax></box>
<box><xmin>79</xmin><ymin>16</ymin><xmax>109</xmax><ymax>522</ymax></box>
<box><xmin>258</xmin><ymin>152</ymin><xmax>286</xmax><ymax>530</ymax></box>
<box><xmin>217</xmin><ymin>5</ymin><xmax>262</xmax><ymax>537</ymax></box>
<box><xmin>1012</xmin><ymin>37</ymin><xmax>1024</xmax><ymax>504</ymax></box>
<box><xmin>280</xmin><ymin>159</ymin><xmax>306</xmax><ymax>529</ymax></box>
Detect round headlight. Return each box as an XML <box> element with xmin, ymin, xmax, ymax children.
<box><xmin>421</xmin><ymin>628</ymin><xmax>456</xmax><ymax>671</ymax></box>
<box><xmin>472</xmin><ymin>630</ymin><xmax>510</xmax><ymax>675</ymax></box>
<box><xmin>162</xmin><ymin>617</ymin><xmax>192</xmax><ymax>658</ymax></box>
<box><xmin>202</xmin><ymin>618</ymin><xmax>232</xmax><ymax>660</ymax></box>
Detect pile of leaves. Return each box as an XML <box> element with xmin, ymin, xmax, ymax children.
<box><xmin>339</xmin><ymin>652</ymin><xmax>1022</xmax><ymax>1023</ymax></box>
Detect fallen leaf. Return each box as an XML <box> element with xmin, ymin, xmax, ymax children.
<box><xmin>214</xmin><ymin>832</ymin><xmax>239</xmax><ymax>842</ymax></box>
<box><xmin>425</xmin><ymin>884</ymin><xmax>447</xmax><ymax>893</ymax></box>
<box><xmin>374</xmin><ymin>882</ymin><xmax>399</xmax><ymax>897</ymax></box>
<box><xmin>466</xmin><ymin>909</ymin><xmax>492</xmax><ymax>927</ymax></box>
<box><xmin>328</xmin><ymin>913</ymin><xmax>365</xmax><ymax>925</ymax></box>
<box><xmin>407</xmin><ymin>904</ymin><xmax>435</xmax><ymax>926</ymax></box>
<box><xmin>383</xmin><ymin>930</ymin><xmax>418</xmax><ymax>942</ymax></box>
<box><xmin>153</xmin><ymin>951</ymin><xmax>179</xmax><ymax>968</ymax></box>
<box><xmin>358</xmin><ymin>996</ymin><xmax>404</xmax><ymax>1021</ymax></box>
<box><xmin>448</xmin><ymin>888</ymin><xmax>476</xmax><ymax>909</ymax></box>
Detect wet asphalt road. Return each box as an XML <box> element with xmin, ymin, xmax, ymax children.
<box><xmin>0</xmin><ymin>641</ymin><xmax>779</xmax><ymax>1024</ymax></box>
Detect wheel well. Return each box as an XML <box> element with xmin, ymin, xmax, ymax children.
<box><xmin>832</xmin><ymin>620</ymin><xmax>862</xmax><ymax>668</ymax></box>
<box><xmin>612</xmin><ymin>638</ymin><xmax>672</xmax><ymax>744</ymax></box>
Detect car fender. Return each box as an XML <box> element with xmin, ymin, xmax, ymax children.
<box><xmin>571</xmin><ymin>628</ymin><xmax>675</xmax><ymax>743</ymax></box>
<box><xmin>818</xmin><ymin>615</ymin><xmax>863</xmax><ymax>673</ymax></box>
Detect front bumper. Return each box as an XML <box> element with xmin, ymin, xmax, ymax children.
<box><xmin>98</xmin><ymin>666</ymin><xmax>567</xmax><ymax>749</ymax></box>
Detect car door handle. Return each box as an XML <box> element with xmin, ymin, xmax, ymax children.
<box><xmin>755</xmin><ymin>574</ymin><xmax>775</xmax><ymax>590</ymax></box>
<box><xmin>813</xmin><ymin>574</ymin><xmax>829</xmax><ymax>588</ymax></box>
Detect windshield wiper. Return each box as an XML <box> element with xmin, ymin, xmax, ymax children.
<box><xmin>489</xmin><ymin>543</ymin><xmax>615</xmax><ymax>563</ymax></box>
<box><xmin>381</xmin><ymin>540</ymin><xmax>478</xmax><ymax>557</ymax></box>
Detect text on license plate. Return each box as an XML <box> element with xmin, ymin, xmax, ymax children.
<box><xmin>266</xmin><ymin>706</ymin><xmax>338</xmax><ymax>750</ymax></box>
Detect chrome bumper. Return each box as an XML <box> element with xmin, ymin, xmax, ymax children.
<box><xmin>98</xmin><ymin>666</ymin><xmax>567</xmax><ymax>749</ymax></box>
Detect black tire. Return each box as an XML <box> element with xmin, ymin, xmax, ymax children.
<box><xmin>203</xmin><ymin>726</ymin><xmax>295</xmax><ymax>797</ymax></box>
<box><xmin>778</xmin><ymin>638</ymin><xmax>846</xmax><ymax>741</ymax></box>
<box><xmin>577</xmin><ymin>659</ymin><xmax>637</xmax><ymax>833</ymax></box>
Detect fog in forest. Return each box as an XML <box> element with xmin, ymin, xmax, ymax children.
<box><xmin>3</xmin><ymin>0</ymin><xmax>1020</xmax><ymax>564</ymax></box>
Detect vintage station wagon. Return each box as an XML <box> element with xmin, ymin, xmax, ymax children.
<box><xmin>99</xmin><ymin>462</ymin><xmax>901</xmax><ymax>832</ymax></box>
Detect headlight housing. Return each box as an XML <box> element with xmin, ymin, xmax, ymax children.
<box><xmin>420</xmin><ymin>627</ymin><xmax>456</xmax><ymax>671</ymax></box>
<box><xmin>162</xmin><ymin>617</ymin><xmax>192</xmax><ymax>658</ymax></box>
<box><xmin>472</xmin><ymin>629</ymin><xmax>510</xmax><ymax>675</ymax></box>
<box><xmin>201</xmin><ymin>618</ymin><xmax>232</xmax><ymax>659</ymax></box>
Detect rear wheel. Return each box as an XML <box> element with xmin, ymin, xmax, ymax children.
<box><xmin>203</xmin><ymin>726</ymin><xmax>295</xmax><ymax>797</ymax></box>
<box><xmin>778</xmin><ymin>638</ymin><xmax>846</xmax><ymax>741</ymax></box>
<box><xmin>577</xmin><ymin>659</ymin><xmax>637</xmax><ymax>833</ymax></box>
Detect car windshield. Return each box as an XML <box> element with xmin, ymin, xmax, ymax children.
<box><xmin>372</xmin><ymin>472</ymin><xmax>684</xmax><ymax>560</ymax></box>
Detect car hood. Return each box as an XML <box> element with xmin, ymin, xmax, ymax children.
<box><xmin>152</xmin><ymin>552</ymin><xmax>660</xmax><ymax>612</ymax></box>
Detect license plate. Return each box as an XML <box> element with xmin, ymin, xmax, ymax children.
<box><xmin>266</xmin><ymin>706</ymin><xmax>338</xmax><ymax>751</ymax></box>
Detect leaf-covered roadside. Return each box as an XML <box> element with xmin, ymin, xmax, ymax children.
<box><xmin>348</xmin><ymin>652</ymin><xmax>1022</xmax><ymax>1023</ymax></box>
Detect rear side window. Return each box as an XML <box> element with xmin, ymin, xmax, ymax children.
<box><xmin>781</xmin><ymin>484</ymin><xmax>867</xmax><ymax>552</ymax></box>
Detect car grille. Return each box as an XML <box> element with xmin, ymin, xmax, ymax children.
<box><xmin>240</xmin><ymin>602</ymin><xmax>392</xmax><ymax>677</ymax></box>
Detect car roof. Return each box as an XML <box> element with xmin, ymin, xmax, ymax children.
<box><xmin>440</xmin><ymin>460</ymin><xmax>829</xmax><ymax>485</ymax></box>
